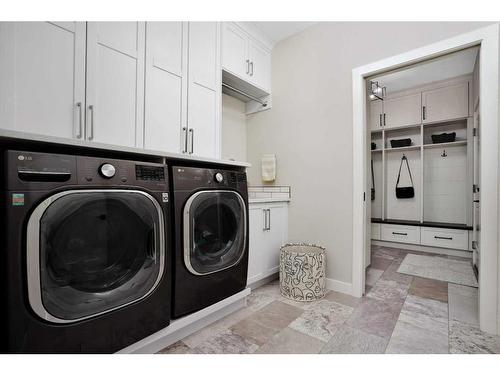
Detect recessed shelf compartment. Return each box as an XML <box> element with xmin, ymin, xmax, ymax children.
<box><xmin>371</xmin><ymin>131</ymin><xmax>383</xmax><ymax>152</ymax></box>
<box><xmin>423</xmin><ymin>119</ymin><xmax>467</xmax><ymax>146</ymax></box>
<box><xmin>385</xmin><ymin>126</ymin><xmax>421</xmax><ymax>150</ymax></box>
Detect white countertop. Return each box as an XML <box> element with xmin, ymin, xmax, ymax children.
<box><xmin>0</xmin><ymin>129</ymin><xmax>251</xmax><ymax>168</ymax></box>
<box><xmin>248</xmin><ymin>186</ymin><xmax>291</xmax><ymax>204</ymax></box>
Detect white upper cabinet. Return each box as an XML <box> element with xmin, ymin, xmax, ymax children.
<box><xmin>221</xmin><ymin>22</ymin><xmax>272</xmax><ymax>94</ymax></box>
<box><xmin>0</xmin><ymin>21</ymin><xmax>221</xmax><ymax>158</ymax></box>
<box><xmin>422</xmin><ymin>81</ymin><xmax>469</xmax><ymax>124</ymax></box>
<box><xmin>369</xmin><ymin>100</ymin><xmax>383</xmax><ymax>131</ymax></box>
<box><xmin>86</xmin><ymin>22</ymin><xmax>145</xmax><ymax>148</ymax></box>
<box><xmin>222</xmin><ymin>23</ymin><xmax>250</xmax><ymax>79</ymax></box>
<box><xmin>186</xmin><ymin>22</ymin><xmax>220</xmax><ymax>159</ymax></box>
<box><xmin>248</xmin><ymin>39</ymin><xmax>271</xmax><ymax>92</ymax></box>
<box><xmin>383</xmin><ymin>93</ymin><xmax>422</xmax><ymax>129</ymax></box>
<box><xmin>144</xmin><ymin>22</ymin><xmax>187</xmax><ymax>153</ymax></box>
<box><xmin>0</xmin><ymin>22</ymin><xmax>86</xmax><ymax>139</ymax></box>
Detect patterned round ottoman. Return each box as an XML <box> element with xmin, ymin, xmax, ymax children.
<box><xmin>279</xmin><ymin>243</ymin><xmax>326</xmax><ymax>301</ymax></box>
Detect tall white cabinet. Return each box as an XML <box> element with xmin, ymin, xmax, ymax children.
<box><xmin>144</xmin><ymin>22</ymin><xmax>186</xmax><ymax>153</ymax></box>
<box><xmin>86</xmin><ymin>22</ymin><xmax>145</xmax><ymax>147</ymax></box>
<box><xmin>0</xmin><ymin>21</ymin><xmax>222</xmax><ymax>158</ymax></box>
<box><xmin>186</xmin><ymin>22</ymin><xmax>220</xmax><ymax>158</ymax></box>
<box><xmin>0</xmin><ymin>22</ymin><xmax>86</xmax><ymax>139</ymax></box>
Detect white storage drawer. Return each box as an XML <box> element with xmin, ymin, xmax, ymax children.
<box><xmin>381</xmin><ymin>224</ymin><xmax>420</xmax><ymax>244</ymax></box>
<box><xmin>421</xmin><ymin>227</ymin><xmax>469</xmax><ymax>250</ymax></box>
<box><xmin>371</xmin><ymin>223</ymin><xmax>381</xmax><ymax>240</ymax></box>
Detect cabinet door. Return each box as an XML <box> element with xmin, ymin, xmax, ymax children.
<box><xmin>86</xmin><ymin>22</ymin><xmax>145</xmax><ymax>147</ymax></box>
<box><xmin>144</xmin><ymin>22</ymin><xmax>186</xmax><ymax>153</ymax></box>
<box><xmin>0</xmin><ymin>22</ymin><xmax>86</xmax><ymax>138</ymax></box>
<box><xmin>422</xmin><ymin>81</ymin><xmax>469</xmax><ymax>124</ymax></box>
<box><xmin>383</xmin><ymin>93</ymin><xmax>421</xmax><ymax>129</ymax></box>
<box><xmin>263</xmin><ymin>205</ymin><xmax>288</xmax><ymax>276</ymax></box>
<box><xmin>369</xmin><ymin>100</ymin><xmax>383</xmax><ymax>131</ymax></box>
<box><xmin>222</xmin><ymin>22</ymin><xmax>248</xmax><ymax>78</ymax></box>
<box><xmin>248</xmin><ymin>207</ymin><xmax>266</xmax><ymax>285</ymax></box>
<box><xmin>248</xmin><ymin>39</ymin><xmax>271</xmax><ymax>92</ymax></box>
<box><xmin>187</xmin><ymin>22</ymin><xmax>220</xmax><ymax>158</ymax></box>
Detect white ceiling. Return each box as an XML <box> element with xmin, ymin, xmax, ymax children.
<box><xmin>251</xmin><ymin>22</ymin><xmax>316</xmax><ymax>45</ymax></box>
<box><xmin>372</xmin><ymin>47</ymin><xmax>479</xmax><ymax>94</ymax></box>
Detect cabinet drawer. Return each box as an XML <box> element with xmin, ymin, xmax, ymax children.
<box><xmin>421</xmin><ymin>227</ymin><xmax>468</xmax><ymax>250</ymax></box>
<box><xmin>371</xmin><ymin>223</ymin><xmax>381</xmax><ymax>240</ymax></box>
<box><xmin>381</xmin><ymin>224</ymin><xmax>420</xmax><ymax>244</ymax></box>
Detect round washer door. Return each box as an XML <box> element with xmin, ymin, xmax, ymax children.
<box><xmin>183</xmin><ymin>190</ymin><xmax>246</xmax><ymax>275</ymax></box>
<box><xmin>26</xmin><ymin>189</ymin><xmax>165</xmax><ymax>323</ymax></box>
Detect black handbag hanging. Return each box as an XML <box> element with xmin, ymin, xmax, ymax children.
<box><xmin>371</xmin><ymin>160</ymin><xmax>375</xmax><ymax>201</ymax></box>
<box><xmin>395</xmin><ymin>154</ymin><xmax>415</xmax><ymax>199</ymax></box>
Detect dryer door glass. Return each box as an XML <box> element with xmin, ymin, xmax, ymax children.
<box><xmin>184</xmin><ymin>191</ymin><xmax>246</xmax><ymax>275</ymax></box>
<box><xmin>29</xmin><ymin>190</ymin><xmax>165</xmax><ymax>322</ymax></box>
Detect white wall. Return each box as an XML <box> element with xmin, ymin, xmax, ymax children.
<box><xmin>221</xmin><ymin>93</ymin><xmax>247</xmax><ymax>161</ymax></box>
<box><xmin>246</xmin><ymin>22</ymin><xmax>491</xmax><ymax>288</ymax></box>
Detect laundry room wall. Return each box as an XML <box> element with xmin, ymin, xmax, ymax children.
<box><xmin>221</xmin><ymin>94</ymin><xmax>247</xmax><ymax>162</ymax></box>
<box><xmin>245</xmin><ymin>22</ymin><xmax>492</xmax><ymax>291</ymax></box>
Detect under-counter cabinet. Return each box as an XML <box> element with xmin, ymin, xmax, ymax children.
<box><xmin>0</xmin><ymin>22</ymin><xmax>86</xmax><ymax>139</ymax></box>
<box><xmin>222</xmin><ymin>22</ymin><xmax>271</xmax><ymax>94</ymax></box>
<box><xmin>247</xmin><ymin>202</ymin><xmax>288</xmax><ymax>286</ymax></box>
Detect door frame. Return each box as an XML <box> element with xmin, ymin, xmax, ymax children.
<box><xmin>352</xmin><ymin>24</ymin><xmax>500</xmax><ymax>335</ymax></box>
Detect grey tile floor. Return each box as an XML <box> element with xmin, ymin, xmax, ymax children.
<box><xmin>157</xmin><ymin>245</ymin><xmax>500</xmax><ymax>354</ymax></box>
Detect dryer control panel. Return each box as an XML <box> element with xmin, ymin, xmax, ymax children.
<box><xmin>172</xmin><ymin>166</ymin><xmax>247</xmax><ymax>191</ymax></box>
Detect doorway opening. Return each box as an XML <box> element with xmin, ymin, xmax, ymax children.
<box><xmin>352</xmin><ymin>25</ymin><xmax>499</xmax><ymax>335</ymax></box>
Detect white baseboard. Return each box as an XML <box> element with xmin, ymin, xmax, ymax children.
<box><xmin>117</xmin><ymin>288</ymin><xmax>251</xmax><ymax>354</ymax></box>
<box><xmin>372</xmin><ymin>240</ymin><xmax>472</xmax><ymax>258</ymax></box>
<box><xmin>325</xmin><ymin>278</ymin><xmax>353</xmax><ymax>295</ymax></box>
<box><xmin>248</xmin><ymin>273</ymin><xmax>279</xmax><ymax>290</ymax></box>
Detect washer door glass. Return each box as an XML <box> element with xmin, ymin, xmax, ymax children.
<box><xmin>32</xmin><ymin>190</ymin><xmax>164</xmax><ymax>322</ymax></box>
<box><xmin>184</xmin><ymin>191</ymin><xmax>246</xmax><ymax>275</ymax></box>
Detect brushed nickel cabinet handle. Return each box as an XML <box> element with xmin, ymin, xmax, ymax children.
<box><xmin>189</xmin><ymin>128</ymin><xmax>194</xmax><ymax>154</ymax></box>
<box><xmin>75</xmin><ymin>102</ymin><xmax>83</xmax><ymax>139</ymax></box>
<box><xmin>182</xmin><ymin>126</ymin><xmax>188</xmax><ymax>153</ymax></box>
<box><xmin>246</xmin><ymin>59</ymin><xmax>250</xmax><ymax>74</ymax></box>
<box><xmin>267</xmin><ymin>209</ymin><xmax>271</xmax><ymax>230</ymax></box>
<box><xmin>263</xmin><ymin>209</ymin><xmax>267</xmax><ymax>231</ymax></box>
<box><xmin>88</xmin><ymin>105</ymin><xmax>94</xmax><ymax>141</ymax></box>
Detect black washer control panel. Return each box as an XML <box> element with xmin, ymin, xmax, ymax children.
<box><xmin>135</xmin><ymin>165</ymin><xmax>166</xmax><ymax>181</ymax></box>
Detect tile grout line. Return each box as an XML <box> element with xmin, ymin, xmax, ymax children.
<box><xmin>383</xmin><ymin>258</ymin><xmax>412</xmax><ymax>353</ymax></box>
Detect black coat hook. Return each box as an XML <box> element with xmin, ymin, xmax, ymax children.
<box><xmin>441</xmin><ymin>149</ymin><xmax>447</xmax><ymax>157</ymax></box>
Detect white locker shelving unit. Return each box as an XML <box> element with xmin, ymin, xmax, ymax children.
<box><xmin>369</xmin><ymin>75</ymin><xmax>474</xmax><ymax>254</ymax></box>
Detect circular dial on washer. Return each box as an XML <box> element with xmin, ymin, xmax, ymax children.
<box><xmin>214</xmin><ymin>172</ymin><xmax>224</xmax><ymax>183</ymax></box>
<box><xmin>99</xmin><ymin>163</ymin><xmax>116</xmax><ymax>178</ymax></box>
